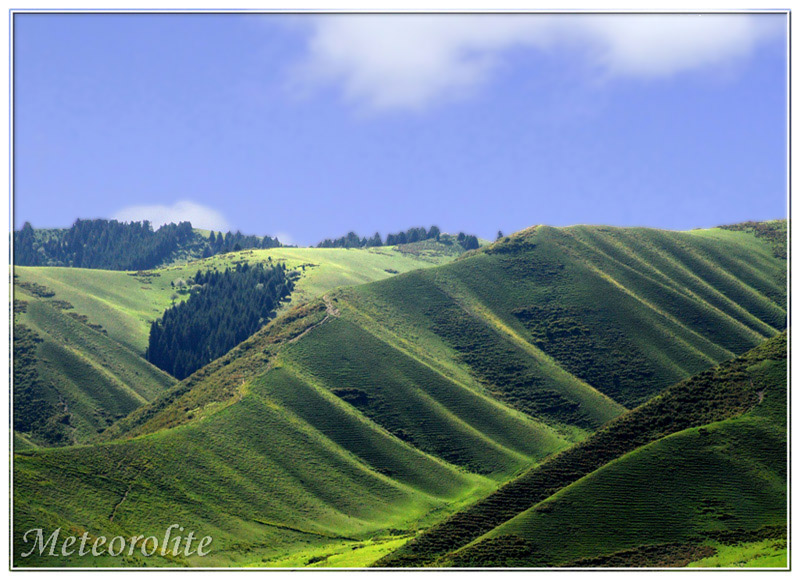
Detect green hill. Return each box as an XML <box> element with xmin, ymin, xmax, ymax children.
<box><xmin>13</xmin><ymin>223</ymin><xmax>786</xmax><ymax>567</ymax></box>
<box><xmin>13</xmin><ymin>300</ymin><xmax>503</xmax><ymax>567</ymax></box>
<box><xmin>13</xmin><ymin>287</ymin><xmax>176</xmax><ymax>447</ymax></box>
<box><xmin>14</xmin><ymin>241</ymin><xmax>464</xmax><ymax>356</ymax></box>
<box><xmin>380</xmin><ymin>333</ymin><xmax>786</xmax><ymax>568</ymax></box>
<box><xmin>12</xmin><ymin>241</ymin><xmax>466</xmax><ymax>448</ymax></box>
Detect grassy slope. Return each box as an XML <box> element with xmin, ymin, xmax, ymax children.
<box><xmin>15</xmin><ymin>388</ymin><xmax>492</xmax><ymax>567</ymax></box>
<box><xmin>490</xmin><ymin>411</ymin><xmax>786</xmax><ymax>566</ymax></box>
<box><xmin>13</xmin><ymin>224</ymin><xmax>786</xmax><ymax>567</ymax></box>
<box><xmin>13</xmin><ymin>242</ymin><xmax>461</xmax><ymax>355</ymax></box>
<box><xmin>335</xmin><ymin>224</ymin><xmax>784</xmax><ymax>437</ymax></box>
<box><xmin>14</xmin><ymin>290</ymin><xmax>176</xmax><ymax>446</ymax></box>
<box><xmin>387</xmin><ymin>333</ymin><xmax>786</xmax><ymax>568</ymax></box>
<box><xmin>13</xmin><ymin>297</ymin><xmax>501</xmax><ymax>567</ymax></box>
<box><xmin>12</xmin><ymin>242</ymin><xmax>463</xmax><ymax>447</ymax></box>
<box><xmin>687</xmin><ymin>538</ymin><xmax>788</xmax><ymax>568</ymax></box>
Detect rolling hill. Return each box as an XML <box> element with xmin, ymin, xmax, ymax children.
<box><xmin>13</xmin><ymin>222</ymin><xmax>787</xmax><ymax>567</ymax></box>
<box><xmin>384</xmin><ymin>332</ymin><xmax>786</xmax><ymax>567</ymax></box>
<box><xmin>13</xmin><ymin>287</ymin><xmax>176</xmax><ymax>447</ymax></box>
<box><xmin>12</xmin><ymin>240</ymin><xmax>469</xmax><ymax>448</ymax></box>
<box><xmin>14</xmin><ymin>241</ymin><xmax>466</xmax><ymax>356</ymax></box>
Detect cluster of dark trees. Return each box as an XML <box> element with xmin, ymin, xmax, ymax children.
<box><xmin>455</xmin><ymin>232</ymin><xmax>480</xmax><ymax>251</ymax></box>
<box><xmin>317</xmin><ymin>226</ymin><xmax>440</xmax><ymax>248</ymax></box>
<box><xmin>317</xmin><ymin>225</ymin><xmax>480</xmax><ymax>250</ymax></box>
<box><xmin>317</xmin><ymin>231</ymin><xmax>384</xmax><ymax>249</ymax></box>
<box><xmin>386</xmin><ymin>226</ymin><xmax>441</xmax><ymax>246</ymax></box>
<box><xmin>14</xmin><ymin>220</ymin><xmax>195</xmax><ymax>270</ymax></box>
<box><xmin>146</xmin><ymin>262</ymin><xmax>293</xmax><ymax>379</ymax></box>
<box><xmin>201</xmin><ymin>230</ymin><xmax>281</xmax><ymax>257</ymax></box>
<box><xmin>14</xmin><ymin>219</ymin><xmax>283</xmax><ymax>270</ymax></box>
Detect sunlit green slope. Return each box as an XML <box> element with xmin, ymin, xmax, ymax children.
<box><xmin>13</xmin><ymin>240</ymin><xmax>464</xmax><ymax>355</ymax></box>
<box><xmin>13</xmin><ymin>302</ymin><xmax>501</xmax><ymax>567</ymax></box>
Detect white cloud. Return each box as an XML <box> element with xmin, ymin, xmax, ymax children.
<box><xmin>274</xmin><ymin>231</ymin><xmax>295</xmax><ymax>246</ymax></box>
<box><xmin>112</xmin><ymin>200</ymin><xmax>230</xmax><ymax>231</ymax></box>
<box><xmin>294</xmin><ymin>14</ymin><xmax>782</xmax><ymax>112</ymax></box>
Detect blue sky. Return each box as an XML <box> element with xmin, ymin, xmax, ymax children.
<box><xmin>14</xmin><ymin>13</ymin><xmax>787</xmax><ymax>246</ymax></box>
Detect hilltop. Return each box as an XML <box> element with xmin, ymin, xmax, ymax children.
<box><xmin>13</xmin><ymin>221</ymin><xmax>786</xmax><ymax>567</ymax></box>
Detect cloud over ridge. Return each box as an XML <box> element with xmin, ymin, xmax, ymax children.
<box><xmin>295</xmin><ymin>14</ymin><xmax>782</xmax><ymax>112</ymax></box>
<box><xmin>112</xmin><ymin>200</ymin><xmax>230</xmax><ymax>231</ymax></box>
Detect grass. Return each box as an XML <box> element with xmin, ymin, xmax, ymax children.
<box><xmin>12</xmin><ymin>242</ymin><xmax>465</xmax><ymax>447</ymax></box>
<box><xmin>252</xmin><ymin>536</ymin><xmax>411</xmax><ymax>567</ymax></box>
<box><xmin>14</xmin><ymin>267</ymin><xmax>181</xmax><ymax>356</ymax></box>
<box><xmin>400</xmin><ymin>333</ymin><xmax>786</xmax><ymax>567</ymax></box>
<box><xmin>277</xmin><ymin>317</ymin><xmax>574</xmax><ymax>478</ymax></box>
<box><xmin>717</xmin><ymin>219</ymin><xmax>788</xmax><ymax>258</ymax></box>
<box><xmin>13</xmin><ymin>291</ymin><xmax>176</xmax><ymax>446</ymax></box>
<box><xmin>688</xmin><ymin>538</ymin><xmax>787</xmax><ymax>568</ymax></box>
<box><xmin>355</xmin><ymin>225</ymin><xmax>784</xmax><ymax>421</ymax></box>
<box><xmin>14</xmin><ymin>242</ymin><xmax>462</xmax><ymax>356</ymax></box>
<box><xmin>12</xmin><ymin>222</ymin><xmax>787</xmax><ymax>567</ymax></box>
<box><xmin>14</xmin><ymin>387</ymin><xmax>492</xmax><ymax>567</ymax></box>
<box><xmin>478</xmin><ymin>415</ymin><xmax>785</xmax><ymax>566</ymax></box>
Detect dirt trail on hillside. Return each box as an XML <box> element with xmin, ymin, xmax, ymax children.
<box><xmin>288</xmin><ymin>295</ymin><xmax>340</xmax><ymax>344</ymax></box>
<box><xmin>324</xmin><ymin>295</ymin><xmax>340</xmax><ymax>317</ymax></box>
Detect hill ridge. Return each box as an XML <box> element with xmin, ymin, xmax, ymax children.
<box><xmin>377</xmin><ymin>332</ymin><xmax>786</xmax><ymax>567</ymax></box>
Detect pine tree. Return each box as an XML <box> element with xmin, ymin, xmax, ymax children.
<box><xmin>146</xmin><ymin>263</ymin><xmax>294</xmax><ymax>380</ymax></box>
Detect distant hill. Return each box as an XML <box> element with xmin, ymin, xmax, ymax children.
<box><xmin>13</xmin><ymin>219</ymin><xmax>281</xmax><ymax>270</ymax></box>
<box><xmin>13</xmin><ymin>240</ymin><xmax>467</xmax><ymax>356</ymax></box>
<box><xmin>13</xmin><ymin>221</ymin><xmax>786</xmax><ymax>567</ymax></box>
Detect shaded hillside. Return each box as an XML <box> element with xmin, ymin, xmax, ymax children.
<box><xmin>13</xmin><ymin>223</ymin><xmax>786</xmax><ymax>567</ymax></box>
<box><xmin>335</xmin><ymin>224</ymin><xmax>784</xmax><ymax>419</ymax></box>
<box><xmin>379</xmin><ymin>333</ymin><xmax>786</xmax><ymax>567</ymax></box>
<box><xmin>13</xmin><ymin>286</ymin><xmax>176</xmax><ymax>447</ymax></box>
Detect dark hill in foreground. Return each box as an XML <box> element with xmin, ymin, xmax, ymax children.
<box><xmin>378</xmin><ymin>333</ymin><xmax>786</xmax><ymax>567</ymax></box>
